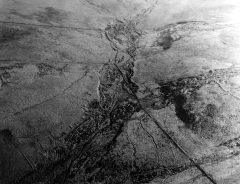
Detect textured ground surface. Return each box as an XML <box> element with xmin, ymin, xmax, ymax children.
<box><xmin>1</xmin><ymin>0</ymin><xmax>240</xmax><ymax>184</ymax></box>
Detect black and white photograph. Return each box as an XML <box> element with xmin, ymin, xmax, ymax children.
<box><xmin>0</xmin><ymin>0</ymin><xmax>240</xmax><ymax>183</ymax></box>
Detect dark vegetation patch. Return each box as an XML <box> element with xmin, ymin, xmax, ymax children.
<box><xmin>159</xmin><ymin>35</ymin><xmax>173</xmax><ymax>50</ymax></box>
<box><xmin>35</xmin><ymin>63</ymin><xmax>68</xmax><ymax>77</ymax></box>
<box><xmin>0</xmin><ymin>64</ymin><xmax>25</xmax><ymax>88</ymax></box>
<box><xmin>173</xmin><ymin>94</ymin><xmax>196</xmax><ymax>129</ymax></box>
<box><xmin>0</xmin><ymin>129</ymin><xmax>14</xmax><ymax>144</ymax></box>
<box><xmin>204</xmin><ymin>104</ymin><xmax>219</xmax><ymax>119</ymax></box>
<box><xmin>0</xmin><ymin>70</ymin><xmax>12</xmax><ymax>87</ymax></box>
<box><xmin>159</xmin><ymin>73</ymin><xmax>232</xmax><ymax>140</ymax></box>
<box><xmin>152</xmin><ymin>21</ymin><xmax>210</xmax><ymax>51</ymax></box>
<box><xmin>158</xmin><ymin>74</ymin><xmax>207</xmax><ymax>104</ymax></box>
<box><xmin>0</xmin><ymin>26</ymin><xmax>32</xmax><ymax>43</ymax></box>
<box><xmin>36</xmin><ymin>63</ymin><xmax>57</xmax><ymax>77</ymax></box>
<box><xmin>155</xmin><ymin>67</ymin><xmax>240</xmax><ymax>135</ymax></box>
<box><xmin>152</xmin><ymin>29</ymin><xmax>182</xmax><ymax>51</ymax></box>
<box><xmin>155</xmin><ymin>33</ymin><xmax>174</xmax><ymax>50</ymax></box>
<box><xmin>157</xmin><ymin>73</ymin><xmax>216</xmax><ymax>131</ymax></box>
